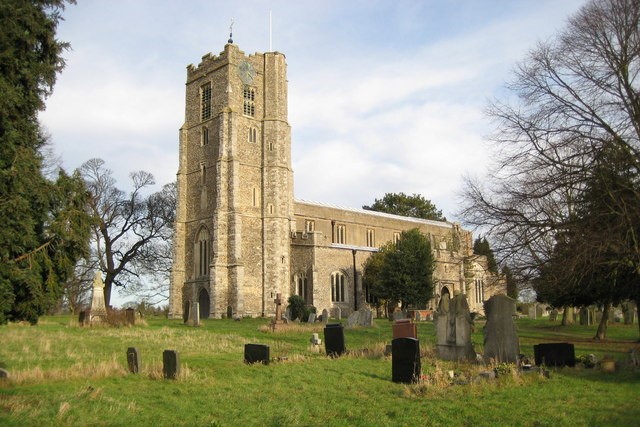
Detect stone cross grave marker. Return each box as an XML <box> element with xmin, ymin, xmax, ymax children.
<box><xmin>89</xmin><ymin>271</ymin><xmax>108</xmax><ymax>324</ymax></box>
<box><xmin>274</xmin><ymin>293</ymin><xmax>283</xmax><ymax>322</ymax></box>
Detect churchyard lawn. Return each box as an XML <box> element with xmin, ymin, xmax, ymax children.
<box><xmin>1</xmin><ymin>315</ymin><xmax>638</xmax><ymax>426</ymax></box>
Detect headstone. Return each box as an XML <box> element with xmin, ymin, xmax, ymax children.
<box><xmin>324</xmin><ymin>323</ymin><xmax>345</xmax><ymax>357</ymax></box>
<box><xmin>125</xmin><ymin>308</ymin><xmax>136</xmax><ymax>326</ymax></box>
<box><xmin>78</xmin><ymin>310</ymin><xmax>86</xmax><ymax>326</ymax></box>
<box><xmin>274</xmin><ymin>293</ymin><xmax>283</xmax><ymax>322</ymax></box>
<box><xmin>163</xmin><ymin>350</ymin><xmax>180</xmax><ymax>379</ymax></box>
<box><xmin>533</xmin><ymin>343</ymin><xmax>575</xmax><ymax>367</ymax></box>
<box><xmin>227</xmin><ymin>305</ymin><xmax>233</xmax><ymax>319</ymax></box>
<box><xmin>322</xmin><ymin>309</ymin><xmax>329</xmax><ymax>324</ymax></box>
<box><xmin>483</xmin><ymin>295</ymin><xmax>519</xmax><ymax>364</ymax></box>
<box><xmin>307</xmin><ymin>312</ymin><xmax>316</xmax><ymax>323</ymax></box>
<box><xmin>183</xmin><ymin>301</ymin><xmax>190</xmax><ymax>324</ymax></box>
<box><xmin>192</xmin><ymin>302</ymin><xmax>200</xmax><ymax>326</ymax></box>
<box><xmin>528</xmin><ymin>305</ymin><xmax>536</xmax><ymax>319</ymax></box>
<box><xmin>622</xmin><ymin>301</ymin><xmax>636</xmax><ymax>325</ymax></box>
<box><xmin>393</xmin><ymin>309</ymin><xmax>407</xmax><ymax>321</ymax></box>
<box><xmin>126</xmin><ymin>347</ymin><xmax>140</xmax><ymax>373</ymax></box>
<box><xmin>284</xmin><ymin>307</ymin><xmax>292</xmax><ymax>321</ymax></box>
<box><xmin>244</xmin><ymin>344</ymin><xmax>270</xmax><ymax>365</ymax></box>
<box><xmin>333</xmin><ymin>306</ymin><xmax>342</xmax><ymax>321</ymax></box>
<box><xmin>392</xmin><ymin>319</ymin><xmax>417</xmax><ymax>339</ymax></box>
<box><xmin>392</xmin><ymin>337</ymin><xmax>421</xmax><ymax>384</ymax></box>
<box><xmin>435</xmin><ymin>293</ymin><xmax>475</xmax><ymax>361</ymax></box>
<box><xmin>89</xmin><ymin>271</ymin><xmax>108</xmax><ymax>324</ymax></box>
<box><xmin>346</xmin><ymin>308</ymin><xmax>373</xmax><ymax>328</ymax></box>
<box><xmin>549</xmin><ymin>309</ymin><xmax>558</xmax><ymax>321</ymax></box>
<box><xmin>579</xmin><ymin>307</ymin><xmax>590</xmax><ymax>325</ymax></box>
<box><xmin>310</xmin><ymin>333</ymin><xmax>322</xmax><ymax>345</ymax></box>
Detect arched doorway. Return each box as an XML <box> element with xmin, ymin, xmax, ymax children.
<box><xmin>198</xmin><ymin>288</ymin><xmax>210</xmax><ymax>319</ymax></box>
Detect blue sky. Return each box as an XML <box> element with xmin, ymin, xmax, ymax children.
<box><xmin>40</xmin><ymin>0</ymin><xmax>587</xmax><ymax>220</ymax></box>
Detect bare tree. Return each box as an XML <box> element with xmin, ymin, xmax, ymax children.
<box><xmin>458</xmin><ymin>0</ymin><xmax>640</xmax><ymax>338</ymax></box>
<box><xmin>79</xmin><ymin>158</ymin><xmax>174</xmax><ymax>307</ymax></box>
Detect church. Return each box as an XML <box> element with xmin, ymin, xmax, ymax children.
<box><xmin>168</xmin><ymin>41</ymin><xmax>503</xmax><ymax>320</ymax></box>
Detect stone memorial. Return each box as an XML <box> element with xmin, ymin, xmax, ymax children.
<box><xmin>227</xmin><ymin>305</ymin><xmax>233</xmax><ymax>319</ymax></box>
<box><xmin>125</xmin><ymin>308</ymin><xmax>136</xmax><ymax>326</ymax></box>
<box><xmin>78</xmin><ymin>310</ymin><xmax>86</xmax><ymax>326</ymax></box>
<box><xmin>392</xmin><ymin>337</ymin><xmax>421</xmax><ymax>384</ymax></box>
<box><xmin>127</xmin><ymin>347</ymin><xmax>140</xmax><ymax>374</ymax></box>
<box><xmin>244</xmin><ymin>344</ymin><xmax>270</xmax><ymax>365</ymax></box>
<box><xmin>89</xmin><ymin>271</ymin><xmax>108</xmax><ymax>324</ymax></box>
<box><xmin>163</xmin><ymin>350</ymin><xmax>180</xmax><ymax>379</ymax></box>
<box><xmin>322</xmin><ymin>309</ymin><xmax>329</xmax><ymax>324</ymax></box>
<box><xmin>435</xmin><ymin>293</ymin><xmax>475</xmax><ymax>361</ymax></box>
<box><xmin>579</xmin><ymin>307</ymin><xmax>590</xmax><ymax>325</ymax></box>
<box><xmin>393</xmin><ymin>309</ymin><xmax>407</xmax><ymax>321</ymax></box>
<box><xmin>533</xmin><ymin>343</ymin><xmax>575</xmax><ymax>367</ymax></box>
<box><xmin>346</xmin><ymin>308</ymin><xmax>374</xmax><ymax>328</ymax></box>
<box><xmin>324</xmin><ymin>323</ymin><xmax>346</xmax><ymax>357</ymax></box>
<box><xmin>307</xmin><ymin>312</ymin><xmax>316</xmax><ymax>323</ymax></box>
<box><xmin>333</xmin><ymin>306</ymin><xmax>342</xmax><ymax>321</ymax></box>
<box><xmin>483</xmin><ymin>295</ymin><xmax>519</xmax><ymax>364</ymax></box>
<box><xmin>392</xmin><ymin>319</ymin><xmax>417</xmax><ymax>339</ymax></box>
<box><xmin>192</xmin><ymin>302</ymin><xmax>200</xmax><ymax>326</ymax></box>
<box><xmin>310</xmin><ymin>333</ymin><xmax>322</xmax><ymax>345</ymax></box>
<box><xmin>549</xmin><ymin>309</ymin><xmax>558</xmax><ymax>321</ymax></box>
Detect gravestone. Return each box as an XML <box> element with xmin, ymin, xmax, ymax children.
<box><xmin>89</xmin><ymin>271</ymin><xmax>108</xmax><ymax>324</ymax></box>
<box><xmin>125</xmin><ymin>308</ymin><xmax>136</xmax><ymax>326</ymax></box>
<box><xmin>346</xmin><ymin>308</ymin><xmax>374</xmax><ymax>328</ymax></box>
<box><xmin>622</xmin><ymin>301</ymin><xmax>636</xmax><ymax>325</ymax></box>
<box><xmin>483</xmin><ymin>295</ymin><xmax>519</xmax><ymax>364</ymax></box>
<box><xmin>284</xmin><ymin>307</ymin><xmax>292</xmax><ymax>321</ymax></box>
<box><xmin>549</xmin><ymin>309</ymin><xmax>558</xmax><ymax>321</ymax></box>
<box><xmin>392</xmin><ymin>319</ymin><xmax>417</xmax><ymax>339</ymax></box>
<box><xmin>126</xmin><ymin>347</ymin><xmax>140</xmax><ymax>374</ymax></box>
<box><xmin>227</xmin><ymin>305</ymin><xmax>233</xmax><ymax>319</ymax></box>
<box><xmin>310</xmin><ymin>333</ymin><xmax>322</xmax><ymax>345</ymax></box>
<box><xmin>163</xmin><ymin>350</ymin><xmax>180</xmax><ymax>379</ymax></box>
<box><xmin>324</xmin><ymin>323</ymin><xmax>346</xmax><ymax>357</ymax></box>
<box><xmin>579</xmin><ymin>307</ymin><xmax>590</xmax><ymax>325</ymax></box>
<box><xmin>392</xmin><ymin>337</ymin><xmax>421</xmax><ymax>384</ymax></box>
<box><xmin>393</xmin><ymin>309</ymin><xmax>407</xmax><ymax>321</ymax></box>
<box><xmin>244</xmin><ymin>344</ymin><xmax>270</xmax><ymax>365</ymax></box>
<box><xmin>307</xmin><ymin>312</ymin><xmax>316</xmax><ymax>323</ymax></box>
<box><xmin>333</xmin><ymin>306</ymin><xmax>342</xmax><ymax>321</ymax></box>
<box><xmin>322</xmin><ymin>309</ymin><xmax>329</xmax><ymax>324</ymax></box>
<box><xmin>192</xmin><ymin>302</ymin><xmax>200</xmax><ymax>326</ymax></box>
<box><xmin>435</xmin><ymin>293</ymin><xmax>475</xmax><ymax>361</ymax></box>
<box><xmin>78</xmin><ymin>310</ymin><xmax>86</xmax><ymax>326</ymax></box>
<box><xmin>533</xmin><ymin>343</ymin><xmax>575</xmax><ymax>367</ymax></box>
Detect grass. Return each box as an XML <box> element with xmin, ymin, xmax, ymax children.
<box><xmin>0</xmin><ymin>315</ymin><xmax>639</xmax><ymax>426</ymax></box>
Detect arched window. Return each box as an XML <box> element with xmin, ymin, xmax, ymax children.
<box><xmin>195</xmin><ymin>228</ymin><xmax>210</xmax><ymax>277</ymax></box>
<box><xmin>331</xmin><ymin>272</ymin><xmax>346</xmax><ymax>303</ymax></box>
<box><xmin>295</xmin><ymin>272</ymin><xmax>308</xmax><ymax>302</ymax></box>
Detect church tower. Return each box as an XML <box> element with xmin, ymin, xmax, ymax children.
<box><xmin>170</xmin><ymin>43</ymin><xmax>294</xmax><ymax>319</ymax></box>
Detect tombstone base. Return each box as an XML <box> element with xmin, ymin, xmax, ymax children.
<box><xmin>436</xmin><ymin>344</ymin><xmax>476</xmax><ymax>361</ymax></box>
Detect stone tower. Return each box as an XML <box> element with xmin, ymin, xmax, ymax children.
<box><xmin>170</xmin><ymin>43</ymin><xmax>294</xmax><ymax>319</ymax></box>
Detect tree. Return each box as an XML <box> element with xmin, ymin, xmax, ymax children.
<box><xmin>473</xmin><ymin>237</ymin><xmax>498</xmax><ymax>274</ymax></box>
<box><xmin>363</xmin><ymin>192</ymin><xmax>446</xmax><ymax>221</ymax></box>
<box><xmin>79</xmin><ymin>159</ymin><xmax>175</xmax><ymax>307</ymax></box>
<box><xmin>365</xmin><ymin>228</ymin><xmax>435</xmax><ymax>311</ymax></box>
<box><xmin>0</xmin><ymin>0</ymin><xmax>87</xmax><ymax>324</ymax></box>
<box><xmin>458</xmin><ymin>0</ymin><xmax>640</xmax><ymax>339</ymax></box>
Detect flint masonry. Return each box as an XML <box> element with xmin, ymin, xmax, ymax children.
<box><xmin>169</xmin><ymin>42</ymin><xmax>503</xmax><ymax>320</ymax></box>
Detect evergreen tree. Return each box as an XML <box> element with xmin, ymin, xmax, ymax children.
<box><xmin>473</xmin><ymin>237</ymin><xmax>498</xmax><ymax>274</ymax></box>
<box><xmin>363</xmin><ymin>192</ymin><xmax>446</xmax><ymax>221</ymax></box>
<box><xmin>0</xmin><ymin>0</ymin><xmax>84</xmax><ymax>324</ymax></box>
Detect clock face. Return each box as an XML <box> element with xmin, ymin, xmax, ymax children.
<box><xmin>238</xmin><ymin>61</ymin><xmax>256</xmax><ymax>84</ymax></box>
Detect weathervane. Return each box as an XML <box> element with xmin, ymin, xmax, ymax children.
<box><xmin>228</xmin><ymin>18</ymin><xmax>234</xmax><ymax>44</ymax></box>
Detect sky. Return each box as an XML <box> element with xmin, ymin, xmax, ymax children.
<box><xmin>40</xmin><ymin>0</ymin><xmax>588</xmax><ymax>218</ymax></box>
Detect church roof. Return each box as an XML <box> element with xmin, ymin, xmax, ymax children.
<box><xmin>294</xmin><ymin>199</ymin><xmax>454</xmax><ymax>230</ymax></box>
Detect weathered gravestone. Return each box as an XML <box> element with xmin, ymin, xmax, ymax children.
<box><xmin>307</xmin><ymin>312</ymin><xmax>316</xmax><ymax>323</ymax></box>
<box><xmin>78</xmin><ymin>310</ymin><xmax>86</xmax><ymax>326</ymax></box>
<box><xmin>549</xmin><ymin>309</ymin><xmax>558</xmax><ymax>322</ymax></box>
<box><xmin>322</xmin><ymin>308</ymin><xmax>329</xmax><ymax>324</ymax></box>
<box><xmin>533</xmin><ymin>343</ymin><xmax>575</xmax><ymax>367</ymax></box>
<box><xmin>579</xmin><ymin>307</ymin><xmax>590</xmax><ymax>325</ymax></box>
<box><xmin>333</xmin><ymin>306</ymin><xmax>342</xmax><ymax>321</ymax></box>
<box><xmin>125</xmin><ymin>308</ymin><xmax>136</xmax><ymax>326</ymax></box>
<box><xmin>324</xmin><ymin>323</ymin><xmax>346</xmax><ymax>357</ymax></box>
<box><xmin>163</xmin><ymin>350</ymin><xmax>180</xmax><ymax>379</ymax></box>
<box><xmin>126</xmin><ymin>347</ymin><xmax>140</xmax><ymax>373</ymax></box>
<box><xmin>346</xmin><ymin>308</ymin><xmax>374</xmax><ymax>328</ymax></box>
<box><xmin>393</xmin><ymin>309</ymin><xmax>407</xmax><ymax>321</ymax></box>
<box><xmin>392</xmin><ymin>337</ymin><xmax>421</xmax><ymax>384</ymax></box>
<box><xmin>89</xmin><ymin>271</ymin><xmax>108</xmax><ymax>324</ymax></box>
<box><xmin>483</xmin><ymin>295</ymin><xmax>519</xmax><ymax>364</ymax></box>
<box><xmin>192</xmin><ymin>302</ymin><xmax>200</xmax><ymax>326</ymax></box>
<box><xmin>435</xmin><ymin>293</ymin><xmax>475</xmax><ymax>361</ymax></box>
<box><xmin>244</xmin><ymin>344</ymin><xmax>270</xmax><ymax>365</ymax></box>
